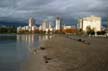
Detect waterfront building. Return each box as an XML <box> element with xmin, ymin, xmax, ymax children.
<box><xmin>31</xmin><ymin>26</ymin><xmax>37</xmax><ymax>31</ymax></box>
<box><xmin>28</xmin><ymin>17</ymin><xmax>35</xmax><ymax>31</ymax></box>
<box><xmin>64</xmin><ymin>25</ymin><xmax>72</xmax><ymax>30</ymax></box>
<box><xmin>29</xmin><ymin>17</ymin><xmax>35</xmax><ymax>27</ymax></box>
<box><xmin>40</xmin><ymin>20</ymin><xmax>54</xmax><ymax>32</ymax></box>
<box><xmin>17</xmin><ymin>17</ymin><xmax>37</xmax><ymax>33</ymax></box>
<box><xmin>79</xmin><ymin>16</ymin><xmax>101</xmax><ymax>32</ymax></box>
<box><xmin>41</xmin><ymin>20</ymin><xmax>49</xmax><ymax>31</ymax></box>
<box><xmin>17</xmin><ymin>26</ymin><xmax>22</xmax><ymax>32</ymax></box>
<box><xmin>55</xmin><ymin>17</ymin><xmax>61</xmax><ymax>30</ymax></box>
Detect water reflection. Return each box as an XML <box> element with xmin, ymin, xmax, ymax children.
<box><xmin>0</xmin><ymin>34</ymin><xmax>53</xmax><ymax>71</ymax></box>
<box><xmin>16</xmin><ymin>34</ymin><xmax>53</xmax><ymax>62</ymax></box>
<box><xmin>17</xmin><ymin>34</ymin><xmax>35</xmax><ymax>45</ymax></box>
<box><xmin>39</xmin><ymin>35</ymin><xmax>53</xmax><ymax>41</ymax></box>
<box><xmin>16</xmin><ymin>34</ymin><xmax>39</xmax><ymax>62</ymax></box>
<box><xmin>17</xmin><ymin>34</ymin><xmax>35</xmax><ymax>52</ymax></box>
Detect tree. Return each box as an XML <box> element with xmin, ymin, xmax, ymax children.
<box><xmin>86</xmin><ymin>26</ymin><xmax>95</xmax><ymax>35</ymax></box>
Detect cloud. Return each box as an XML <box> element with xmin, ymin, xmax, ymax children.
<box><xmin>0</xmin><ymin>0</ymin><xmax>108</xmax><ymax>25</ymax></box>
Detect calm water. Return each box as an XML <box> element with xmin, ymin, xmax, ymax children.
<box><xmin>0</xmin><ymin>34</ymin><xmax>52</xmax><ymax>71</ymax></box>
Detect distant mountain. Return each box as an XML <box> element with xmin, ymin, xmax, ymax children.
<box><xmin>0</xmin><ymin>21</ymin><xmax>41</xmax><ymax>28</ymax></box>
<box><xmin>0</xmin><ymin>21</ymin><xmax>27</xmax><ymax>27</ymax></box>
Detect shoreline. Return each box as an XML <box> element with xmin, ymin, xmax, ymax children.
<box><xmin>22</xmin><ymin>36</ymin><xmax>49</xmax><ymax>71</ymax></box>
<box><xmin>23</xmin><ymin>35</ymin><xmax>108</xmax><ymax>71</ymax></box>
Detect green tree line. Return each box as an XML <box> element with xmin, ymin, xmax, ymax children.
<box><xmin>0</xmin><ymin>26</ymin><xmax>17</xmax><ymax>34</ymax></box>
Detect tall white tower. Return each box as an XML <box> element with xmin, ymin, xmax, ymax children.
<box><xmin>55</xmin><ymin>17</ymin><xmax>61</xmax><ymax>30</ymax></box>
<box><xmin>29</xmin><ymin>17</ymin><xmax>35</xmax><ymax>27</ymax></box>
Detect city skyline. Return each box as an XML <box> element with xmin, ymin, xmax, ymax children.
<box><xmin>17</xmin><ymin>16</ymin><xmax>104</xmax><ymax>34</ymax></box>
<box><xmin>0</xmin><ymin>0</ymin><xmax>108</xmax><ymax>26</ymax></box>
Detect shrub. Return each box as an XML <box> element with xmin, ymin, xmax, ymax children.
<box><xmin>96</xmin><ymin>31</ymin><xmax>106</xmax><ymax>35</ymax></box>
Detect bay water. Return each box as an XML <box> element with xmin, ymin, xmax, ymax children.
<box><xmin>0</xmin><ymin>34</ymin><xmax>51</xmax><ymax>71</ymax></box>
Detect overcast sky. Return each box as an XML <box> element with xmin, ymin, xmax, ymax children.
<box><xmin>0</xmin><ymin>0</ymin><xmax>108</xmax><ymax>26</ymax></box>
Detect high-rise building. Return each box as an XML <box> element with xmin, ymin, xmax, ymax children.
<box><xmin>28</xmin><ymin>17</ymin><xmax>36</xmax><ymax>31</ymax></box>
<box><xmin>41</xmin><ymin>20</ymin><xmax>48</xmax><ymax>31</ymax></box>
<box><xmin>55</xmin><ymin>17</ymin><xmax>61</xmax><ymax>30</ymax></box>
<box><xmin>79</xmin><ymin>16</ymin><xmax>101</xmax><ymax>32</ymax></box>
<box><xmin>29</xmin><ymin>17</ymin><xmax>35</xmax><ymax>27</ymax></box>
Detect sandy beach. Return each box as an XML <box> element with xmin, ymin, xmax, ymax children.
<box><xmin>23</xmin><ymin>35</ymin><xmax>108</xmax><ymax>71</ymax></box>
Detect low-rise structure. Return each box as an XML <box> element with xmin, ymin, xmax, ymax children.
<box><xmin>79</xmin><ymin>16</ymin><xmax>102</xmax><ymax>32</ymax></box>
<box><xmin>63</xmin><ymin>25</ymin><xmax>72</xmax><ymax>30</ymax></box>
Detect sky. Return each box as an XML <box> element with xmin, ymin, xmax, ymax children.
<box><xmin>0</xmin><ymin>0</ymin><xmax>108</xmax><ymax>26</ymax></box>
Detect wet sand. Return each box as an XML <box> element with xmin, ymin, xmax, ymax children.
<box><xmin>23</xmin><ymin>35</ymin><xmax>108</xmax><ymax>71</ymax></box>
<box><xmin>22</xmin><ymin>45</ymin><xmax>48</xmax><ymax>71</ymax></box>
